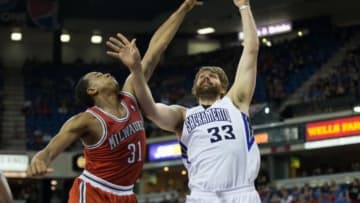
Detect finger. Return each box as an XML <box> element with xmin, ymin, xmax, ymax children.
<box><xmin>130</xmin><ymin>38</ymin><xmax>137</xmax><ymax>47</ymax></box>
<box><xmin>37</xmin><ymin>161</ymin><xmax>48</xmax><ymax>175</ymax></box>
<box><xmin>31</xmin><ymin>164</ymin><xmax>38</xmax><ymax>176</ymax></box>
<box><xmin>195</xmin><ymin>0</ymin><xmax>203</xmax><ymax>6</ymax></box>
<box><xmin>26</xmin><ymin>166</ymin><xmax>33</xmax><ymax>176</ymax></box>
<box><xmin>46</xmin><ymin>168</ymin><xmax>54</xmax><ymax>173</ymax></box>
<box><xmin>106</xmin><ymin>41</ymin><xmax>120</xmax><ymax>52</ymax></box>
<box><xmin>106</xmin><ymin>51</ymin><xmax>120</xmax><ymax>58</ymax></box>
<box><xmin>116</xmin><ymin>33</ymin><xmax>131</xmax><ymax>45</ymax></box>
<box><xmin>109</xmin><ymin>37</ymin><xmax>125</xmax><ymax>48</ymax></box>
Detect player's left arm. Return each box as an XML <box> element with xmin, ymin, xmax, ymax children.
<box><xmin>107</xmin><ymin>0</ymin><xmax>199</xmax><ymax>94</ymax></box>
<box><xmin>227</xmin><ymin>0</ymin><xmax>259</xmax><ymax>115</ymax></box>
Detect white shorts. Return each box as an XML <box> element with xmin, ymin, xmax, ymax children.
<box><xmin>186</xmin><ymin>185</ymin><xmax>261</xmax><ymax>203</ymax></box>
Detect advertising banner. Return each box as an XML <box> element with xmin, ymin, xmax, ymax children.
<box><xmin>148</xmin><ymin>141</ymin><xmax>181</xmax><ymax>162</ymax></box>
<box><xmin>306</xmin><ymin>116</ymin><xmax>360</xmax><ymax>141</ymax></box>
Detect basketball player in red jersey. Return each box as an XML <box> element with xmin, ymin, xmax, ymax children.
<box><xmin>26</xmin><ymin>1</ymin><xmax>199</xmax><ymax>202</ymax></box>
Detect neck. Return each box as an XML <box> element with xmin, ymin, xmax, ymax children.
<box><xmin>198</xmin><ymin>95</ymin><xmax>221</xmax><ymax>106</ymax></box>
<box><xmin>94</xmin><ymin>92</ymin><xmax>119</xmax><ymax>111</ymax></box>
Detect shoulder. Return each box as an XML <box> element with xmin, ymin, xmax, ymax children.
<box><xmin>185</xmin><ymin>105</ymin><xmax>202</xmax><ymax>114</ymax></box>
<box><xmin>171</xmin><ymin>104</ymin><xmax>187</xmax><ymax>112</ymax></box>
<box><xmin>167</xmin><ymin>104</ymin><xmax>187</xmax><ymax>118</ymax></box>
<box><xmin>121</xmin><ymin>75</ymin><xmax>135</xmax><ymax>96</ymax></box>
<box><xmin>119</xmin><ymin>91</ymin><xmax>138</xmax><ymax>106</ymax></box>
<box><xmin>63</xmin><ymin>112</ymin><xmax>99</xmax><ymax>131</ymax></box>
<box><xmin>119</xmin><ymin>91</ymin><xmax>142</xmax><ymax>113</ymax></box>
<box><xmin>222</xmin><ymin>96</ymin><xmax>250</xmax><ymax>116</ymax></box>
<box><xmin>119</xmin><ymin>91</ymin><xmax>136</xmax><ymax>101</ymax></box>
<box><xmin>169</xmin><ymin>105</ymin><xmax>186</xmax><ymax>134</ymax></box>
<box><xmin>69</xmin><ymin>112</ymin><xmax>94</xmax><ymax>122</ymax></box>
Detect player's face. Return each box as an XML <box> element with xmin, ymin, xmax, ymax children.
<box><xmin>194</xmin><ymin>70</ymin><xmax>223</xmax><ymax>98</ymax></box>
<box><xmin>84</xmin><ymin>72</ymin><xmax>120</xmax><ymax>92</ymax></box>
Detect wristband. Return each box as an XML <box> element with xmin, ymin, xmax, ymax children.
<box><xmin>239</xmin><ymin>5</ymin><xmax>249</xmax><ymax>10</ymax></box>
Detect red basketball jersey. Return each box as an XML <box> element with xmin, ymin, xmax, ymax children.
<box><xmin>82</xmin><ymin>91</ymin><xmax>146</xmax><ymax>186</ymax></box>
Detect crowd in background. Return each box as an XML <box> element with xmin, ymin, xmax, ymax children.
<box><xmin>17</xmin><ymin>24</ymin><xmax>359</xmax><ymax>150</ymax></box>
<box><xmin>256</xmin><ymin>179</ymin><xmax>360</xmax><ymax>203</ymax></box>
<box><xmin>305</xmin><ymin>46</ymin><xmax>360</xmax><ymax>101</ymax></box>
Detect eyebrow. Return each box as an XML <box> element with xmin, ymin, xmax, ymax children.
<box><xmin>200</xmin><ymin>72</ymin><xmax>216</xmax><ymax>76</ymax></box>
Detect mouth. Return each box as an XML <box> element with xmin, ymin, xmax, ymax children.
<box><xmin>200</xmin><ymin>79</ymin><xmax>212</xmax><ymax>86</ymax></box>
<box><xmin>201</xmin><ymin>83</ymin><xmax>213</xmax><ymax>89</ymax></box>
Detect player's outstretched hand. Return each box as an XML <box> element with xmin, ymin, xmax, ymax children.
<box><xmin>106</xmin><ymin>33</ymin><xmax>142</xmax><ymax>71</ymax></box>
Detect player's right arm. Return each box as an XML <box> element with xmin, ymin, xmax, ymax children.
<box><xmin>111</xmin><ymin>37</ymin><xmax>185</xmax><ymax>133</ymax></box>
<box><xmin>227</xmin><ymin>0</ymin><xmax>259</xmax><ymax>115</ymax></box>
<box><xmin>132</xmin><ymin>60</ymin><xmax>185</xmax><ymax>132</ymax></box>
<box><xmin>134</xmin><ymin>73</ymin><xmax>185</xmax><ymax>133</ymax></box>
<box><xmin>107</xmin><ymin>0</ymin><xmax>200</xmax><ymax>95</ymax></box>
<box><xmin>138</xmin><ymin>0</ymin><xmax>200</xmax><ymax>82</ymax></box>
<box><xmin>27</xmin><ymin>113</ymin><xmax>90</xmax><ymax>176</ymax></box>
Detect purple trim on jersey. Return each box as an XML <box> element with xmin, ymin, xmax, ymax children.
<box><xmin>180</xmin><ymin>141</ymin><xmax>191</xmax><ymax>164</ymax></box>
<box><xmin>241</xmin><ymin>113</ymin><xmax>254</xmax><ymax>151</ymax></box>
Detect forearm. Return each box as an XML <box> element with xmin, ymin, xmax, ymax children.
<box><xmin>131</xmin><ymin>66</ymin><xmax>159</xmax><ymax>120</ymax></box>
<box><xmin>31</xmin><ymin>146</ymin><xmax>55</xmax><ymax>169</ymax></box>
<box><xmin>142</xmin><ymin>1</ymin><xmax>192</xmax><ymax>80</ymax></box>
<box><xmin>131</xmin><ymin>69</ymin><xmax>184</xmax><ymax>132</ymax></box>
<box><xmin>239</xmin><ymin>5</ymin><xmax>259</xmax><ymax>52</ymax></box>
<box><xmin>149</xmin><ymin>2</ymin><xmax>190</xmax><ymax>46</ymax></box>
<box><xmin>227</xmin><ymin>2</ymin><xmax>259</xmax><ymax>106</ymax></box>
<box><xmin>38</xmin><ymin>131</ymin><xmax>77</xmax><ymax>163</ymax></box>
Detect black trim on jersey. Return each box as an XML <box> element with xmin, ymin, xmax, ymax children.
<box><xmin>201</xmin><ymin>105</ymin><xmax>211</xmax><ymax>109</ymax></box>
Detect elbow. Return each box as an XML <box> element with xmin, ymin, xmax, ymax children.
<box><xmin>144</xmin><ymin>52</ymin><xmax>161</xmax><ymax>66</ymax></box>
<box><xmin>146</xmin><ymin>114</ymin><xmax>159</xmax><ymax>126</ymax></box>
<box><xmin>148</xmin><ymin>37</ymin><xmax>168</xmax><ymax>52</ymax></box>
<box><xmin>143</xmin><ymin>108</ymin><xmax>159</xmax><ymax>123</ymax></box>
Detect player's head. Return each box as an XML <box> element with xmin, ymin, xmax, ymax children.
<box><xmin>75</xmin><ymin>72</ymin><xmax>120</xmax><ymax>107</ymax></box>
<box><xmin>192</xmin><ymin>66</ymin><xmax>229</xmax><ymax>99</ymax></box>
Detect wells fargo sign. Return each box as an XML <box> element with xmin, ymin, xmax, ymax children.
<box><xmin>306</xmin><ymin>116</ymin><xmax>360</xmax><ymax>141</ymax></box>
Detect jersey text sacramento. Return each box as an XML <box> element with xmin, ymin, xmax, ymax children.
<box><xmin>185</xmin><ymin>108</ymin><xmax>231</xmax><ymax>133</ymax></box>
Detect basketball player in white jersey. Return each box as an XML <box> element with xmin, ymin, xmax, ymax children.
<box><xmin>112</xmin><ymin>0</ymin><xmax>260</xmax><ymax>202</ymax></box>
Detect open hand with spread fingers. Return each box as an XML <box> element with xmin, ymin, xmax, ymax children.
<box><xmin>106</xmin><ymin>33</ymin><xmax>142</xmax><ymax>72</ymax></box>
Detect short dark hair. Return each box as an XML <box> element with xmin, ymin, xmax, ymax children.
<box><xmin>75</xmin><ymin>76</ymin><xmax>94</xmax><ymax>107</ymax></box>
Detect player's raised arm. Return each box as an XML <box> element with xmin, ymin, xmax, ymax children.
<box><xmin>227</xmin><ymin>0</ymin><xmax>259</xmax><ymax>115</ymax></box>
<box><xmin>140</xmin><ymin>0</ymin><xmax>200</xmax><ymax>81</ymax></box>
<box><xmin>107</xmin><ymin>0</ymin><xmax>200</xmax><ymax>93</ymax></box>
<box><xmin>112</xmin><ymin>37</ymin><xmax>185</xmax><ymax>133</ymax></box>
<box><xmin>27</xmin><ymin>113</ymin><xmax>90</xmax><ymax>176</ymax></box>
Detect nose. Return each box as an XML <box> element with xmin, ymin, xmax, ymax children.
<box><xmin>203</xmin><ymin>75</ymin><xmax>211</xmax><ymax>81</ymax></box>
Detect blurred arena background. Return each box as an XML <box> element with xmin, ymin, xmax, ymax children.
<box><xmin>0</xmin><ymin>0</ymin><xmax>360</xmax><ymax>202</ymax></box>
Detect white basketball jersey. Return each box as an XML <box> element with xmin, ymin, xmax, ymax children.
<box><xmin>180</xmin><ymin>96</ymin><xmax>260</xmax><ymax>192</ymax></box>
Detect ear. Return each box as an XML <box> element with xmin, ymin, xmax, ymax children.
<box><xmin>87</xmin><ymin>87</ymin><xmax>98</xmax><ymax>96</ymax></box>
<box><xmin>220</xmin><ymin>86</ymin><xmax>227</xmax><ymax>96</ymax></box>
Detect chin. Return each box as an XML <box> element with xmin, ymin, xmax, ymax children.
<box><xmin>196</xmin><ymin>91</ymin><xmax>220</xmax><ymax>99</ymax></box>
